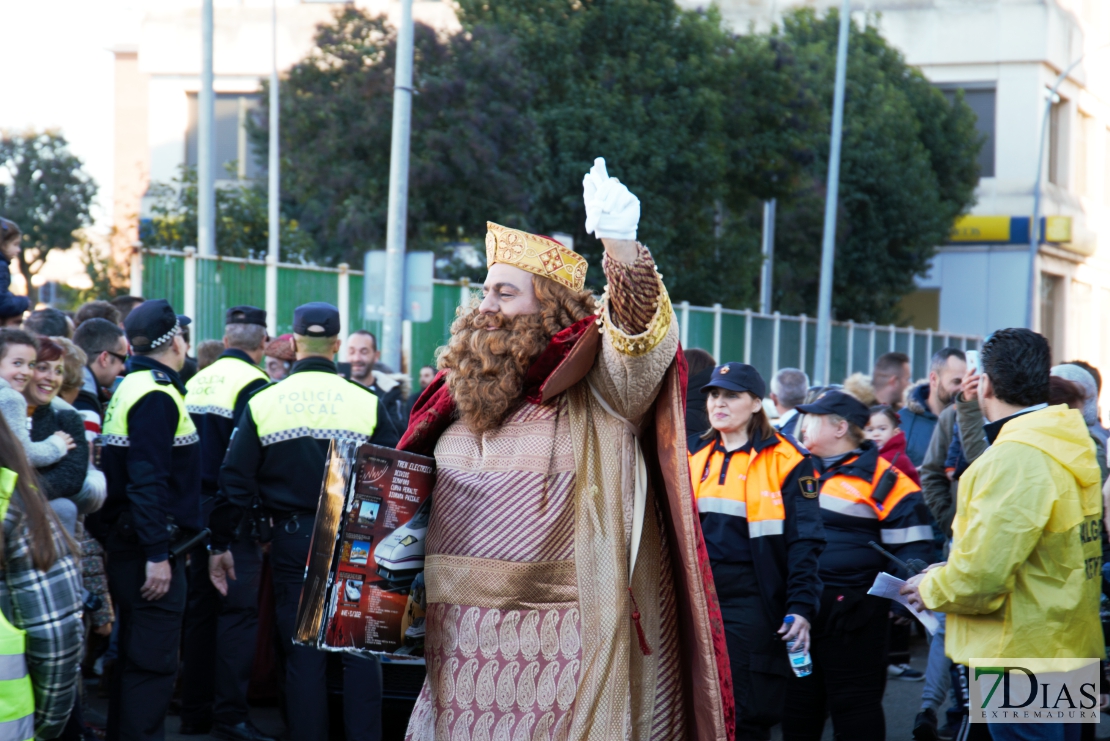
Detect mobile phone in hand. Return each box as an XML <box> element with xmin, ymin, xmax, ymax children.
<box><xmin>966</xmin><ymin>350</ymin><xmax>980</xmax><ymax>374</ymax></box>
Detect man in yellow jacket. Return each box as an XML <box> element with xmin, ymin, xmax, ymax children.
<box><xmin>903</xmin><ymin>328</ymin><xmax>1104</xmax><ymax>741</ymax></box>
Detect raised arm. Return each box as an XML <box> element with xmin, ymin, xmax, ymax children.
<box><xmin>584</xmin><ymin>159</ymin><xmax>677</xmax><ymax>420</ymax></box>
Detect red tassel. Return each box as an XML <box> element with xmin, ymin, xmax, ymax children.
<box><xmin>628</xmin><ymin>587</ymin><xmax>653</xmax><ymax>655</ymax></box>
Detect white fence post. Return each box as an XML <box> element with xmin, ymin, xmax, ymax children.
<box><xmin>680</xmin><ymin>301</ymin><xmax>690</xmax><ymax>347</ymax></box>
<box><xmin>772</xmin><ymin>312</ymin><xmax>781</xmax><ymax>374</ymax></box>
<box><xmin>459</xmin><ymin>278</ymin><xmax>471</xmax><ymax>310</ymax></box>
<box><xmin>799</xmin><ymin>315</ymin><xmax>808</xmax><ymax>378</ymax></box>
<box><xmin>888</xmin><ymin>324</ymin><xmax>896</xmax><ymax>352</ymax></box>
<box><xmin>265</xmin><ymin>255</ymin><xmax>278</xmax><ymax>337</ymax></box>
<box><xmin>183</xmin><ymin>247</ymin><xmax>197</xmax><ymax>341</ymax></box>
<box><xmin>846</xmin><ymin>319</ymin><xmax>855</xmax><ymax>375</ymax></box>
<box><xmin>926</xmin><ymin>328</ymin><xmax>933</xmax><ymax>366</ymax></box>
<box><xmin>337</xmin><ymin>263</ymin><xmax>350</xmax><ymax>357</ymax></box>
<box><xmin>869</xmin><ymin>323</ymin><xmax>876</xmax><ymax>371</ymax></box>
<box><xmin>744</xmin><ymin>309</ymin><xmax>753</xmax><ymax>364</ymax></box>
<box><xmin>129</xmin><ymin>242</ymin><xmax>144</xmax><ymax>298</ymax></box>
<box><xmin>712</xmin><ymin>303</ymin><xmax>722</xmax><ymax>361</ymax></box>
<box><xmin>907</xmin><ymin>329</ymin><xmax>914</xmax><ymax>379</ymax></box>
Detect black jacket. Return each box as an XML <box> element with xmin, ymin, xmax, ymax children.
<box><xmin>87</xmin><ymin>356</ymin><xmax>202</xmax><ymax>561</ymax></box>
<box><xmin>690</xmin><ymin>430</ymin><xmax>825</xmax><ymax>622</ymax></box>
<box><xmin>813</xmin><ymin>441</ymin><xmax>933</xmax><ymax>590</ymax></box>
<box><xmin>210</xmin><ymin>357</ymin><xmax>400</xmax><ymax>549</ymax></box>
<box><xmin>30</xmin><ymin>403</ymin><xmax>89</xmax><ymax>501</ymax></box>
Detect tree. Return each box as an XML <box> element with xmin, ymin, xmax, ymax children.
<box><xmin>0</xmin><ymin>131</ymin><xmax>97</xmax><ymax>305</ymax></box>
<box><xmin>768</xmin><ymin>9</ymin><xmax>982</xmax><ymax>323</ymax></box>
<box><xmin>452</xmin><ymin>0</ymin><xmax>818</xmax><ymax>304</ymax></box>
<box><xmin>253</xmin><ymin>10</ymin><xmax>541</xmax><ymax>268</ymax></box>
<box><xmin>142</xmin><ymin>165</ymin><xmax>317</xmax><ymax>261</ymax></box>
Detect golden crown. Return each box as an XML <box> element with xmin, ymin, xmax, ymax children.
<box><xmin>485</xmin><ymin>222</ymin><xmax>588</xmax><ymax>292</ymax></box>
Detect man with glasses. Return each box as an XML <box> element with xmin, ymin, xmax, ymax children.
<box><xmin>72</xmin><ymin>317</ymin><xmax>129</xmax><ymax>427</ymax></box>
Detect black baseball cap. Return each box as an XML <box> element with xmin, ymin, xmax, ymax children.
<box><xmin>701</xmin><ymin>362</ymin><xmax>767</xmax><ymax>399</ymax></box>
<box><xmin>293</xmin><ymin>302</ymin><xmax>340</xmax><ymax>337</ymax></box>
<box><xmin>796</xmin><ymin>389</ymin><xmax>870</xmax><ymax>428</ymax></box>
<box><xmin>225</xmin><ymin>305</ymin><xmax>267</xmax><ymax>327</ymax></box>
<box><xmin>124</xmin><ymin>299</ymin><xmax>191</xmax><ymax>353</ymax></box>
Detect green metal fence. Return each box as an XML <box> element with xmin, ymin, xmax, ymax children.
<box><xmin>138</xmin><ymin>249</ymin><xmax>980</xmax><ymax>388</ymax></box>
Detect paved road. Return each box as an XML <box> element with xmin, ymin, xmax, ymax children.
<box><xmin>86</xmin><ymin>633</ymin><xmax>1110</xmax><ymax>740</ymax></box>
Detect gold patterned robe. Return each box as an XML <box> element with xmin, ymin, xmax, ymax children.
<box><xmin>405</xmin><ymin>246</ymin><xmax>728</xmax><ymax>741</ymax></box>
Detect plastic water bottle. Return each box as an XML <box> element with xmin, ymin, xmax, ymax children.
<box><xmin>782</xmin><ymin>616</ymin><xmax>812</xmax><ymax>677</ymax></box>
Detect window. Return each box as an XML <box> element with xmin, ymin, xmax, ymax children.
<box><xmin>1040</xmin><ymin>272</ymin><xmax>1064</xmax><ymax>363</ymax></box>
<box><xmin>185</xmin><ymin>93</ymin><xmax>264</xmax><ymax>180</ymax></box>
<box><xmin>1075</xmin><ymin>112</ymin><xmax>1092</xmax><ymax>197</ymax></box>
<box><xmin>1048</xmin><ymin>97</ymin><xmax>1068</xmax><ymax>186</ymax></box>
<box><xmin>1105</xmin><ymin>128</ymin><xmax>1110</xmax><ymax>207</ymax></box>
<box><xmin>940</xmin><ymin>85</ymin><xmax>996</xmax><ymax>177</ymax></box>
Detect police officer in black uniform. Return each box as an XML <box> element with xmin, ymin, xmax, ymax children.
<box><xmin>208</xmin><ymin>303</ymin><xmax>399</xmax><ymax>741</ymax></box>
<box><xmin>180</xmin><ymin>306</ymin><xmax>275</xmax><ymax>740</ymax></box>
<box><xmin>87</xmin><ymin>300</ymin><xmax>203</xmax><ymax>741</ymax></box>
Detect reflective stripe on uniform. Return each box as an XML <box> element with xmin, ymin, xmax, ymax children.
<box><xmin>185</xmin><ymin>403</ymin><xmax>234</xmax><ymax>419</ymax></box>
<box><xmin>749</xmin><ymin>519</ymin><xmax>784</xmax><ymax>538</ymax></box>
<box><xmin>0</xmin><ymin>712</ymin><xmax>33</xmax><ymax>741</ymax></box>
<box><xmin>880</xmin><ymin>525</ymin><xmax>933</xmax><ymax>544</ymax></box>
<box><xmin>102</xmin><ymin>432</ymin><xmax>199</xmax><ymax>447</ymax></box>
<box><xmin>696</xmin><ymin>497</ymin><xmax>747</xmax><ymax>518</ymax></box>
<box><xmin>0</xmin><ymin>654</ymin><xmax>27</xmax><ymax>683</ymax></box>
<box><xmin>258</xmin><ymin>428</ymin><xmax>371</xmax><ymax>447</ymax></box>
<box><xmin>819</xmin><ymin>493</ymin><xmax>878</xmax><ymax>519</ymax></box>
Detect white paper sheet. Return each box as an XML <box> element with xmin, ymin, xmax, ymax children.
<box><xmin>867</xmin><ymin>572</ymin><xmax>940</xmax><ymax>635</ymax></box>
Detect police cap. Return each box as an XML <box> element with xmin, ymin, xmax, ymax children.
<box><xmin>125</xmin><ymin>299</ymin><xmax>191</xmax><ymax>353</ymax></box>
<box><xmin>225</xmin><ymin>305</ymin><xmax>266</xmax><ymax>327</ymax></box>
<box><xmin>701</xmin><ymin>362</ymin><xmax>767</xmax><ymax>399</ymax></box>
<box><xmin>796</xmin><ymin>389</ymin><xmax>870</xmax><ymax>428</ymax></box>
<box><xmin>293</xmin><ymin>302</ymin><xmax>340</xmax><ymax>337</ymax></box>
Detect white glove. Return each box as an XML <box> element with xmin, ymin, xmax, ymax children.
<box><xmin>582</xmin><ymin>157</ymin><xmax>640</xmax><ymax>240</ymax></box>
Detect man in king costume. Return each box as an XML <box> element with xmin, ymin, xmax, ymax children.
<box><xmin>400</xmin><ymin>159</ymin><xmax>733</xmax><ymax>741</ymax></box>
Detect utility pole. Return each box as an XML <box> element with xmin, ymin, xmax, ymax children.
<box><xmin>380</xmin><ymin>0</ymin><xmax>414</xmax><ymax>372</ymax></box>
<box><xmin>198</xmin><ymin>0</ymin><xmax>216</xmax><ymax>257</ymax></box>
<box><xmin>760</xmin><ymin>199</ymin><xmax>776</xmax><ymax>314</ymax></box>
<box><xmin>813</xmin><ymin>0</ymin><xmax>851</xmax><ymax>384</ymax></box>
<box><xmin>266</xmin><ymin>0</ymin><xmax>280</xmax><ymax>337</ymax></box>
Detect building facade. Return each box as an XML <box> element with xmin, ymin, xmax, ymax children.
<box><xmin>692</xmin><ymin>0</ymin><xmax>1110</xmax><ymax>401</ymax></box>
<box><xmin>110</xmin><ymin>0</ymin><xmax>458</xmax><ymax>269</ymax></box>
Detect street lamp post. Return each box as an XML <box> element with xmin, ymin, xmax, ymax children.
<box><xmin>813</xmin><ymin>0</ymin><xmax>852</xmax><ymax>385</ymax></box>
<box><xmin>266</xmin><ymin>0</ymin><xmax>280</xmax><ymax>337</ymax></box>
<box><xmin>380</xmin><ymin>0</ymin><xmax>415</xmax><ymax>373</ymax></box>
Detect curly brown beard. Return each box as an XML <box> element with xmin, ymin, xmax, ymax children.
<box><xmin>439</xmin><ymin>276</ymin><xmax>598</xmax><ymax>434</ymax></box>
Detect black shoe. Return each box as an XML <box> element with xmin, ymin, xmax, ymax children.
<box><xmin>211</xmin><ymin>721</ymin><xmax>279</xmax><ymax>741</ymax></box>
<box><xmin>913</xmin><ymin>708</ymin><xmax>939</xmax><ymax>741</ymax></box>
<box><xmin>177</xmin><ymin>718</ymin><xmax>213</xmax><ymax>736</ymax></box>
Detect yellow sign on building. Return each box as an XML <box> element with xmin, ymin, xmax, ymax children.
<box><xmin>1044</xmin><ymin>215</ymin><xmax>1072</xmax><ymax>243</ymax></box>
<box><xmin>949</xmin><ymin>216</ymin><xmax>1011</xmax><ymax>243</ymax></box>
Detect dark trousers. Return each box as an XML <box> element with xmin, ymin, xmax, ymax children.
<box><xmin>271</xmin><ymin>517</ymin><xmax>382</xmax><ymax>741</ymax></box>
<box><xmin>712</xmin><ymin>561</ymin><xmax>790</xmax><ymax>741</ymax></box>
<box><xmin>781</xmin><ymin>589</ymin><xmax>890</xmax><ymax>741</ymax></box>
<box><xmin>106</xmin><ymin>547</ymin><xmax>187</xmax><ymax>741</ymax></box>
<box><xmin>180</xmin><ymin>539</ymin><xmax>263</xmax><ymax>726</ymax></box>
